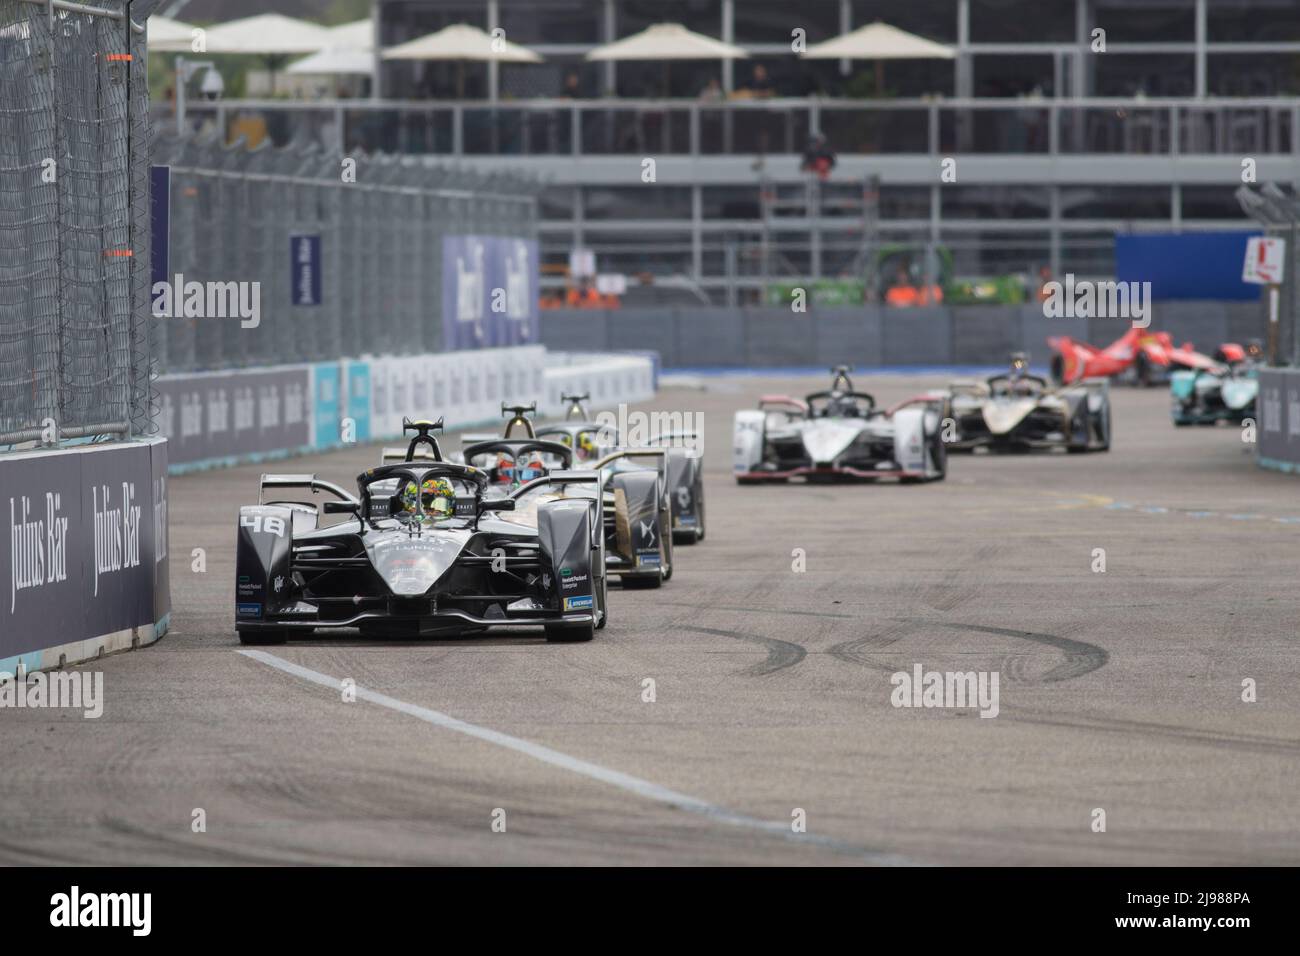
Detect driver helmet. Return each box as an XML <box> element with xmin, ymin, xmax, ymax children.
<box><xmin>517</xmin><ymin>454</ymin><xmax>546</xmax><ymax>482</ymax></box>
<box><xmin>495</xmin><ymin>453</ymin><xmax>516</xmax><ymax>484</ymax></box>
<box><xmin>575</xmin><ymin>430</ymin><xmax>598</xmax><ymax>461</ymax></box>
<box><xmin>399</xmin><ymin>480</ymin><xmax>421</xmax><ymax>515</ymax></box>
<box><xmin>1009</xmin><ymin>352</ymin><xmax>1029</xmax><ymax>380</ymax></box>
<box><xmin>421</xmin><ymin>477</ymin><xmax>456</xmax><ymax>520</ymax></box>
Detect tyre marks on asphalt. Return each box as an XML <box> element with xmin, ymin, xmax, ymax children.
<box><xmin>658</xmin><ymin>600</ymin><xmax>855</xmax><ymax>621</ymax></box>
<box><xmin>1004</xmin><ymin>709</ymin><xmax>1300</xmax><ymax>758</ymax></box>
<box><xmin>827</xmin><ymin>618</ymin><xmax>1109</xmax><ymax>684</ymax></box>
<box><xmin>936</xmin><ymin>622</ymin><xmax>1109</xmax><ymax>682</ymax></box>
<box><xmin>676</xmin><ymin>624</ymin><xmax>807</xmax><ymax>676</ymax></box>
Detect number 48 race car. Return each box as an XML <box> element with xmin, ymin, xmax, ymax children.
<box><xmin>236</xmin><ymin>420</ymin><xmax>606</xmax><ymax>645</ymax></box>
<box><xmin>732</xmin><ymin>367</ymin><xmax>947</xmax><ymax>483</ymax></box>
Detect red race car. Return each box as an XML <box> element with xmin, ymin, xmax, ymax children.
<box><xmin>1048</xmin><ymin>327</ymin><xmax>1224</xmax><ymax>386</ymax></box>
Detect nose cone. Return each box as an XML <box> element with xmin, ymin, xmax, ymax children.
<box><xmin>981</xmin><ymin>398</ymin><xmax>1037</xmax><ymax>435</ymax></box>
<box><xmin>801</xmin><ymin>420</ymin><xmax>861</xmax><ymax>464</ymax></box>
<box><xmin>367</xmin><ymin>531</ymin><xmax>471</xmax><ymax>595</ymax></box>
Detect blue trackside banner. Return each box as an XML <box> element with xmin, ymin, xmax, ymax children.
<box><xmin>442</xmin><ymin>235</ymin><xmax>539</xmax><ymax>351</ymax></box>
<box><xmin>150</xmin><ymin>165</ymin><xmax>170</xmax><ymax>299</ymax></box>
<box><xmin>290</xmin><ymin>234</ymin><xmax>323</xmax><ymax>306</ymax></box>
<box><xmin>1116</xmin><ymin>231</ymin><xmax>1262</xmax><ymax>301</ymax></box>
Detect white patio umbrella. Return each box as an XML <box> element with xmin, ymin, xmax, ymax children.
<box><xmin>383</xmin><ymin>23</ymin><xmax>543</xmax><ymax>97</ymax></box>
<box><xmin>802</xmin><ymin>21</ymin><xmax>954</xmax><ymax>95</ymax></box>
<box><xmin>201</xmin><ymin>13</ymin><xmax>333</xmax><ymax>93</ymax></box>
<box><xmin>586</xmin><ymin>23</ymin><xmax>747</xmax><ymax>97</ymax></box>
<box><xmin>324</xmin><ymin>18</ymin><xmax>373</xmax><ymax>49</ymax></box>
<box><xmin>801</xmin><ymin>21</ymin><xmax>955</xmax><ymax>61</ymax></box>
<box><xmin>586</xmin><ymin>22</ymin><xmax>747</xmax><ymax>61</ymax></box>
<box><xmin>287</xmin><ymin>19</ymin><xmax>374</xmax><ymax>77</ymax></box>
<box><xmin>200</xmin><ymin>13</ymin><xmax>332</xmax><ymax>54</ymax></box>
<box><xmin>147</xmin><ymin>15</ymin><xmax>198</xmax><ymax>53</ymax></box>
<box><xmin>286</xmin><ymin>48</ymin><xmax>374</xmax><ymax>77</ymax></box>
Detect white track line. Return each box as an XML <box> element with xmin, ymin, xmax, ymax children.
<box><xmin>239</xmin><ymin>648</ymin><xmax>911</xmax><ymax>864</ymax></box>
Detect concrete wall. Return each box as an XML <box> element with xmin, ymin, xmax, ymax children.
<box><xmin>540</xmin><ymin>301</ymin><xmax>1267</xmax><ymax>369</ymax></box>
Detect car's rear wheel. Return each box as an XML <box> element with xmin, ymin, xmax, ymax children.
<box><xmin>660</xmin><ymin>509</ymin><xmax>674</xmax><ymax>581</ymax></box>
<box><xmin>237</xmin><ymin>629</ymin><xmax>289</xmax><ymax>646</ymax></box>
<box><xmin>595</xmin><ymin>572</ymin><xmax>609</xmax><ymax>630</ymax></box>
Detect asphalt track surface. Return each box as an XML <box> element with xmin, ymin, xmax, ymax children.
<box><xmin>4</xmin><ymin>374</ymin><xmax>1299</xmax><ymax>866</ymax></box>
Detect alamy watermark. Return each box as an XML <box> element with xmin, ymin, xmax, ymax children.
<box><xmin>0</xmin><ymin>669</ymin><xmax>103</xmax><ymax>718</ymax></box>
<box><xmin>152</xmin><ymin>274</ymin><xmax>261</xmax><ymax>328</ymax></box>
<box><xmin>592</xmin><ymin>404</ymin><xmax>704</xmax><ymax>457</ymax></box>
<box><xmin>1042</xmin><ymin>273</ymin><xmax>1151</xmax><ymax>329</ymax></box>
<box><xmin>890</xmin><ymin>664</ymin><xmax>1000</xmax><ymax>718</ymax></box>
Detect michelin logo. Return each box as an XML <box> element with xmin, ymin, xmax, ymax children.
<box><xmin>563</xmin><ymin>595</ymin><xmax>594</xmax><ymax>612</ymax></box>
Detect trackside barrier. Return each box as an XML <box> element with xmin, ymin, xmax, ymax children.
<box><xmin>539</xmin><ymin>302</ymin><xmax>1267</xmax><ymax>369</ymax></box>
<box><xmin>157</xmin><ymin>347</ymin><xmax>656</xmax><ymax>471</ymax></box>
<box><xmin>541</xmin><ymin>354</ymin><xmax>657</xmax><ymax>416</ymax></box>
<box><xmin>1</xmin><ymin>438</ymin><xmax>170</xmax><ymax>676</ymax></box>
<box><xmin>1256</xmin><ymin>368</ymin><xmax>1300</xmax><ymax>474</ymax></box>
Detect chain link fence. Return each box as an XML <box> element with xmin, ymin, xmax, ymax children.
<box><xmin>152</xmin><ymin>128</ymin><xmax>541</xmax><ymax>375</ymax></box>
<box><xmin>1</xmin><ymin>0</ymin><xmax>156</xmax><ymax>446</ymax></box>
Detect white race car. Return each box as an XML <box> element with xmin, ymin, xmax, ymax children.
<box><xmin>733</xmin><ymin>367</ymin><xmax>946</xmax><ymax>483</ymax></box>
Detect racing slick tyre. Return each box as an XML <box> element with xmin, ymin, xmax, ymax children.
<box><xmin>660</xmin><ymin>509</ymin><xmax>674</xmax><ymax>582</ymax></box>
<box><xmin>594</xmin><ymin>536</ymin><xmax>609</xmax><ymax>630</ymax></box>
<box><xmin>1095</xmin><ymin>401</ymin><xmax>1112</xmax><ymax>451</ymax></box>
<box><xmin>1049</xmin><ymin>353</ymin><xmax>1065</xmax><ymax>386</ymax></box>
<box><xmin>695</xmin><ymin>492</ymin><xmax>706</xmax><ymax>542</ymax></box>
<box><xmin>928</xmin><ymin>423</ymin><xmax>948</xmax><ymax>480</ymax></box>
<box><xmin>622</xmin><ymin>574</ymin><xmax>662</xmax><ymax>589</ymax></box>
<box><xmin>545</xmin><ymin>619</ymin><xmax>595</xmax><ymax>643</ymax></box>
<box><xmin>1134</xmin><ymin>351</ymin><xmax>1153</xmax><ymax>388</ymax></box>
<box><xmin>237</xmin><ymin>629</ymin><xmax>289</xmax><ymax>646</ymax></box>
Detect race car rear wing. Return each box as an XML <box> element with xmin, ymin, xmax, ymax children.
<box><xmin>886</xmin><ymin>390</ymin><xmax>952</xmax><ymax>416</ymax></box>
<box><xmin>758</xmin><ymin>395</ymin><xmax>808</xmax><ymax>413</ymax></box>
<box><xmin>258</xmin><ymin>474</ymin><xmax>356</xmax><ymax>505</ymax></box>
<box><xmin>381</xmin><ymin>447</ymin><xmax>439</xmax><ymax>463</ymax></box>
<box><xmin>644</xmin><ymin>429</ymin><xmax>698</xmax><ymax>444</ymax></box>
<box><xmin>593</xmin><ymin>448</ymin><xmax>666</xmax><ymax>468</ymax></box>
<box><xmin>508</xmin><ymin>469</ymin><xmax>601</xmax><ymax>499</ymax></box>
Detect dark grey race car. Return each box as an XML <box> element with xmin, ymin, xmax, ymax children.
<box><xmin>537</xmin><ymin>392</ymin><xmax>706</xmax><ymax>545</ymax></box>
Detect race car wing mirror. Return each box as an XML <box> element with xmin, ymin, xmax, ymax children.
<box><xmin>477</xmin><ymin>498</ymin><xmax>516</xmax><ymax>513</ymax></box>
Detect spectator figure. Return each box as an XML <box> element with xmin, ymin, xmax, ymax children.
<box><xmin>801</xmin><ymin>133</ymin><xmax>836</xmax><ymax>180</ymax></box>
<box><xmin>733</xmin><ymin>63</ymin><xmax>776</xmax><ymax>100</ymax></box>
<box><xmin>699</xmin><ymin>77</ymin><xmax>723</xmax><ymax>102</ymax></box>
<box><xmin>561</xmin><ymin>71</ymin><xmax>582</xmax><ymax>98</ymax></box>
<box><xmin>748</xmin><ymin>64</ymin><xmax>775</xmax><ymax>98</ymax></box>
<box><xmin>1036</xmin><ymin>265</ymin><xmax>1053</xmax><ymax>302</ymax></box>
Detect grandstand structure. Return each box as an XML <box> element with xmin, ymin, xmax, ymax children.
<box><xmin>188</xmin><ymin>0</ymin><xmax>1300</xmax><ymax>304</ymax></box>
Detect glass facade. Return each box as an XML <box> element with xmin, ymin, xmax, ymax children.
<box><xmin>352</xmin><ymin>0</ymin><xmax>1296</xmax><ymax>302</ymax></box>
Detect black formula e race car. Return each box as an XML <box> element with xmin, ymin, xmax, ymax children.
<box><xmin>387</xmin><ymin>405</ymin><xmax>675</xmax><ymax>587</ymax></box>
<box><xmin>535</xmin><ymin>392</ymin><xmax>707</xmax><ymax>545</ymax></box>
<box><xmin>236</xmin><ymin>420</ymin><xmax>606</xmax><ymax>644</ymax></box>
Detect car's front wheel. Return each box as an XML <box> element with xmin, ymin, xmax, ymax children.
<box><xmin>545</xmin><ymin>619</ymin><xmax>594</xmax><ymax>643</ymax></box>
<box><xmin>237</xmin><ymin>629</ymin><xmax>288</xmax><ymax>646</ymax></box>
